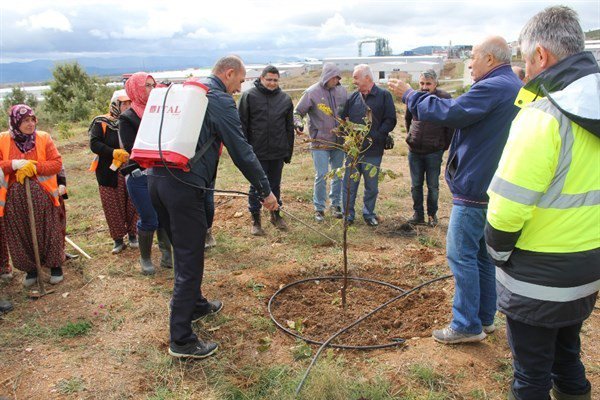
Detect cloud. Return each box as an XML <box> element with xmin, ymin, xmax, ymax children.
<box><xmin>316</xmin><ymin>13</ymin><xmax>373</xmax><ymax>41</ymax></box>
<box><xmin>15</xmin><ymin>10</ymin><xmax>73</xmax><ymax>32</ymax></box>
<box><xmin>187</xmin><ymin>27</ymin><xmax>212</xmax><ymax>40</ymax></box>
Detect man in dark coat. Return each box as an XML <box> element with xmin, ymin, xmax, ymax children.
<box><xmin>238</xmin><ymin>65</ymin><xmax>294</xmax><ymax>235</ymax></box>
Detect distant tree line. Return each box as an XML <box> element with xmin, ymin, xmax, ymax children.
<box><xmin>1</xmin><ymin>62</ymin><xmax>114</xmax><ymax>133</ymax></box>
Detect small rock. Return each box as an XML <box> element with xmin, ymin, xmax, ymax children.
<box><xmin>392</xmin><ymin>319</ymin><xmax>402</xmax><ymax>328</ymax></box>
<box><xmin>25</xmin><ymin>348</ymin><xmax>33</xmax><ymax>352</ymax></box>
<box><xmin>234</xmin><ymin>211</ymin><xmax>243</xmax><ymax>218</ymax></box>
<box><xmin>61</xmin><ymin>292</ymin><xmax>69</xmax><ymax>298</ymax></box>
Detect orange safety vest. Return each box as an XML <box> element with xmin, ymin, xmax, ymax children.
<box><xmin>0</xmin><ymin>131</ymin><xmax>60</xmax><ymax>216</ymax></box>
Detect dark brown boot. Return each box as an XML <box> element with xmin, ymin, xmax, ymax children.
<box><xmin>251</xmin><ymin>212</ymin><xmax>265</xmax><ymax>236</ymax></box>
<box><xmin>270</xmin><ymin>210</ymin><xmax>288</xmax><ymax>231</ymax></box>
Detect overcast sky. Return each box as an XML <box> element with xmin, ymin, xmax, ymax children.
<box><xmin>1</xmin><ymin>0</ymin><xmax>598</xmax><ymax>64</ymax></box>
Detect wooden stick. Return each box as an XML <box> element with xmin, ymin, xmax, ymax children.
<box><xmin>65</xmin><ymin>236</ymin><xmax>92</xmax><ymax>259</ymax></box>
<box><xmin>24</xmin><ymin>178</ymin><xmax>46</xmax><ymax>296</ymax></box>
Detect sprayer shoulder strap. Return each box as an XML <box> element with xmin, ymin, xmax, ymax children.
<box><xmin>187</xmin><ymin>134</ymin><xmax>217</xmax><ymax>168</ymax></box>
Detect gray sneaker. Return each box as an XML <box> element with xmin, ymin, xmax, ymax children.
<box><xmin>432</xmin><ymin>326</ymin><xmax>486</xmax><ymax>344</ymax></box>
<box><xmin>168</xmin><ymin>340</ymin><xmax>218</xmax><ymax>359</ymax></box>
<box><xmin>483</xmin><ymin>324</ymin><xmax>496</xmax><ymax>334</ymax></box>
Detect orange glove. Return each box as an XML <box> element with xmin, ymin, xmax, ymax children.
<box><xmin>110</xmin><ymin>159</ymin><xmax>123</xmax><ymax>171</ymax></box>
<box><xmin>112</xmin><ymin>149</ymin><xmax>130</xmax><ymax>163</ymax></box>
<box><xmin>15</xmin><ymin>161</ymin><xmax>37</xmax><ymax>184</ymax></box>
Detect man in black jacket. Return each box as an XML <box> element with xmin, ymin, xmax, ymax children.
<box><xmin>238</xmin><ymin>65</ymin><xmax>294</xmax><ymax>235</ymax></box>
<box><xmin>148</xmin><ymin>56</ymin><xmax>278</xmax><ymax>359</ymax></box>
<box><xmin>404</xmin><ymin>69</ymin><xmax>453</xmax><ymax>227</ymax></box>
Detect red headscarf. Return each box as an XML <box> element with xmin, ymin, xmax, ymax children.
<box><xmin>125</xmin><ymin>72</ymin><xmax>154</xmax><ymax>118</ymax></box>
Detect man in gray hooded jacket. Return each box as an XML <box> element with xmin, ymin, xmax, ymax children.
<box><xmin>294</xmin><ymin>63</ymin><xmax>348</xmax><ymax>222</ymax></box>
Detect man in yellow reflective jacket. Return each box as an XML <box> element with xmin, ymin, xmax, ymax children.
<box><xmin>485</xmin><ymin>6</ymin><xmax>600</xmax><ymax>400</ymax></box>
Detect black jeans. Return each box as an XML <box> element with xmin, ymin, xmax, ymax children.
<box><xmin>148</xmin><ymin>174</ymin><xmax>211</xmax><ymax>344</ymax></box>
<box><xmin>248</xmin><ymin>159</ymin><xmax>284</xmax><ymax>213</ymax></box>
<box><xmin>507</xmin><ymin>317</ymin><xmax>591</xmax><ymax>399</ymax></box>
<box><xmin>408</xmin><ymin>150</ymin><xmax>443</xmax><ymax>217</ymax></box>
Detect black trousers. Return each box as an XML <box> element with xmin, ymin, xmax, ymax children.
<box><xmin>248</xmin><ymin>159</ymin><xmax>284</xmax><ymax>213</ymax></box>
<box><xmin>148</xmin><ymin>174</ymin><xmax>211</xmax><ymax>344</ymax></box>
<box><xmin>507</xmin><ymin>317</ymin><xmax>591</xmax><ymax>399</ymax></box>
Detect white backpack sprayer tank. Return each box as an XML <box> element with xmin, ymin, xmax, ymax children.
<box><xmin>131</xmin><ymin>80</ymin><xmax>209</xmax><ymax>171</ymax></box>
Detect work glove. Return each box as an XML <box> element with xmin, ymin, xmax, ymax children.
<box><xmin>112</xmin><ymin>149</ymin><xmax>130</xmax><ymax>163</ymax></box>
<box><xmin>110</xmin><ymin>159</ymin><xmax>123</xmax><ymax>171</ymax></box>
<box><xmin>11</xmin><ymin>159</ymin><xmax>31</xmax><ymax>170</ymax></box>
<box><xmin>15</xmin><ymin>161</ymin><xmax>37</xmax><ymax>184</ymax></box>
<box><xmin>284</xmin><ymin>156</ymin><xmax>292</xmax><ymax>164</ymax></box>
<box><xmin>58</xmin><ymin>185</ymin><xmax>67</xmax><ymax>196</ymax></box>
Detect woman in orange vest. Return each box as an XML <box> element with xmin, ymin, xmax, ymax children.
<box><xmin>0</xmin><ymin>104</ymin><xmax>64</xmax><ymax>287</ymax></box>
<box><xmin>89</xmin><ymin>90</ymin><xmax>138</xmax><ymax>254</ymax></box>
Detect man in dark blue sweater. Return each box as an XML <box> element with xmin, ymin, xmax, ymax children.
<box><xmin>389</xmin><ymin>36</ymin><xmax>522</xmax><ymax>344</ymax></box>
<box><xmin>341</xmin><ymin>64</ymin><xmax>396</xmax><ymax>226</ymax></box>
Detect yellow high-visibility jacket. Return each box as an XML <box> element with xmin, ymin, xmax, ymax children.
<box><xmin>485</xmin><ymin>51</ymin><xmax>600</xmax><ymax>328</ymax></box>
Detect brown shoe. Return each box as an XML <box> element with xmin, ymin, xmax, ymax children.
<box><xmin>270</xmin><ymin>211</ymin><xmax>288</xmax><ymax>231</ymax></box>
<box><xmin>251</xmin><ymin>213</ymin><xmax>265</xmax><ymax>236</ymax></box>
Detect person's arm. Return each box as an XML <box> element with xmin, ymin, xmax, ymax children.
<box><xmin>405</xmin><ymin>83</ymin><xmax>499</xmax><ymax>130</ymax></box>
<box><xmin>213</xmin><ymin>97</ymin><xmax>271</xmax><ymax>198</ymax></box>
<box><xmin>378</xmin><ymin>90</ymin><xmax>397</xmax><ymax>135</ymax></box>
<box><xmin>405</xmin><ymin>106</ymin><xmax>413</xmax><ymax>133</ymax></box>
<box><xmin>90</xmin><ymin>122</ymin><xmax>117</xmax><ymax>158</ymax></box>
<box><xmin>485</xmin><ymin>108</ymin><xmax>559</xmax><ymax>265</ymax></box>
<box><xmin>36</xmin><ymin>135</ymin><xmax>62</xmax><ymax>176</ymax></box>
<box><xmin>237</xmin><ymin>91</ymin><xmax>251</xmax><ymax>140</ymax></box>
<box><xmin>118</xmin><ymin>114</ymin><xmax>137</xmax><ymax>154</ymax></box>
<box><xmin>285</xmin><ymin>99</ymin><xmax>294</xmax><ymax>163</ymax></box>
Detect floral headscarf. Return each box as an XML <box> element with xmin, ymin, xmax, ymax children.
<box><xmin>8</xmin><ymin>104</ymin><xmax>37</xmax><ymax>153</ymax></box>
<box><xmin>125</xmin><ymin>72</ymin><xmax>154</xmax><ymax>118</ymax></box>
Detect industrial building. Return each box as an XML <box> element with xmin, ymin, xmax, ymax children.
<box><xmin>322</xmin><ymin>55</ymin><xmax>444</xmax><ymax>82</ymax></box>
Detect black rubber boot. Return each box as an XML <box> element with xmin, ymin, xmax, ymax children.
<box><xmin>156</xmin><ymin>228</ymin><xmax>173</xmax><ymax>268</ymax></box>
<box><xmin>251</xmin><ymin>212</ymin><xmax>265</xmax><ymax>236</ymax></box>
<box><xmin>551</xmin><ymin>385</ymin><xmax>592</xmax><ymax>400</ymax></box>
<box><xmin>270</xmin><ymin>210</ymin><xmax>288</xmax><ymax>231</ymax></box>
<box><xmin>138</xmin><ymin>230</ymin><xmax>156</xmax><ymax>275</ymax></box>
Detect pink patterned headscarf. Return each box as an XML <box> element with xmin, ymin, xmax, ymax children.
<box><xmin>8</xmin><ymin>104</ymin><xmax>37</xmax><ymax>153</ymax></box>
<box><xmin>125</xmin><ymin>72</ymin><xmax>154</xmax><ymax>118</ymax></box>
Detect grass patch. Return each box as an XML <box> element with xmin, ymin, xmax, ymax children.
<box><xmin>56</xmin><ymin>377</ymin><xmax>86</xmax><ymax>394</ymax></box>
<box><xmin>408</xmin><ymin>364</ymin><xmax>448</xmax><ymax>392</ymax></box>
<box><xmin>57</xmin><ymin>320</ymin><xmax>93</xmax><ymax>338</ymax></box>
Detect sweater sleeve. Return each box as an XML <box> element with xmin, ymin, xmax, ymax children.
<box><xmin>378</xmin><ymin>90</ymin><xmax>397</xmax><ymax>135</ymax></box>
<box><xmin>36</xmin><ymin>135</ymin><xmax>63</xmax><ymax>176</ymax></box>
<box><xmin>237</xmin><ymin>92</ymin><xmax>251</xmax><ymax>140</ymax></box>
<box><xmin>286</xmin><ymin>99</ymin><xmax>294</xmax><ymax>157</ymax></box>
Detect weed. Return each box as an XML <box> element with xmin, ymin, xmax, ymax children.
<box><xmin>291</xmin><ymin>340</ymin><xmax>312</xmax><ymax>360</ymax></box>
<box><xmin>408</xmin><ymin>364</ymin><xmax>448</xmax><ymax>392</ymax></box>
<box><xmin>418</xmin><ymin>235</ymin><xmax>442</xmax><ymax>248</ymax></box>
<box><xmin>57</xmin><ymin>320</ymin><xmax>93</xmax><ymax>337</ymax></box>
<box><xmin>56</xmin><ymin>377</ymin><xmax>86</xmax><ymax>394</ymax></box>
<box><xmin>249</xmin><ymin>316</ymin><xmax>277</xmax><ymax>334</ymax></box>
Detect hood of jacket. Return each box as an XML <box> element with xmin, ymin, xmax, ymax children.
<box><xmin>522</xmin><ymin>52</ymin><xmax>600</xmax><ymax>137</ymax></box>
<box><xmin>319</xmin><ymin>63</ymin><xmax>342</xmax><ymax>88</ymax></box>
<box><xmin>254</xmin><ymin>78</ymin><xmax>282</xmax><ymax>95</ymax></box>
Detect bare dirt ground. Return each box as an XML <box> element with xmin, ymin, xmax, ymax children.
<box><xmin>0</xmin><ymin>93</ymin><xmax>598</xmax><ymax>400</ymax></box>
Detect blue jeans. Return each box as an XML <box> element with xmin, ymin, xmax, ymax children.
<box><xmin>126</xmin><ymin>173</ymin><xmax>159</xmax><ymax>232</ymax></box>
<box><xmin>408</xmin><ymin>150</ymin><xmax>443</xmax><ymax>217</ymax></box>
<box><xmin>312</xmin><ymin>149</ymin><xmax>344</xmax><ymax>212</ymax></box>
<box><xmin>446</xmin><ymin>205</ymin><xmax>496</xmax><ymax>334</ymax></box>
<box><xmin>507</xmin><ymin>318</ymin><xmax>591</xmax><ymax>400</ymax></box>
<box><xmin>341</xmin><ymin>155</ymin><xmax>382</xmax><ymax>221</ymax></box>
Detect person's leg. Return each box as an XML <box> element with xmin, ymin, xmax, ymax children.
<box><xmin>362</xmin><ymin>156</ymin><xmax>382</xmax><ymax>220</ymax></box>
<box><xmin>408</xmin><ymin>151</ymin><xmax>425</xmax><ymax>220</ymax></box>
<box><xmin>506</xmin><ymin>317</ymin><xmax>557</xmax><ymax>400</ymax></box>
<box><xmin>446</xmin><ymin>205</ymin><xmax>486</xmax><ymax>334</ymax></box>
<box><xmin>477</xmin><ymin>230</ymin><xmax>496</xmax><ymax>328</ymax></box>
<box><xmin>329</xmin><ymin>149</ymin><xmax>345</xmax><ymax>209</ymax></box>
<box><xmin>312</xmin><ymin>150</ymin><xmax>329</xmax><ymax>212</ymax></box>
<box><xmin>424</xmin><ymin>150</ymin><xmax>443</xmax><ymax>219</ymax></box>
<box><xmin>266</xmin><ymin>159</ymin><xmax>284</xmax><ymax>207</ymax></box>
<box><xmin>149</xmin><ymin>175</ymin><xmax>208</xmax><ymax>345</ymax></box>
<box><xmin>126</xmin><ymin>174</ymin><xmax>159</xmax><ymax>232</ymax></box>
<box><xmin>552</xmin><ymin>322</ymin><xmax>592</xmax><ymax>396</ymax></box>
<box><xmin>341</xmin><ymin>162</ymin><xmax>361</xmax><ymax>222</ymax></box>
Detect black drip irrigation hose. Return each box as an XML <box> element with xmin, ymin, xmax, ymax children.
<box><xmin>268</xmin><ymin>276</ymin><xmax>408</xmax><ymax>350</ymax></box>
<box><xmin>270</xmin><ymin>274</ymin><xmax>454</xmax><ymax>397</ymax></box>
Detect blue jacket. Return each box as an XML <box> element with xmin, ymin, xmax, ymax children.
<box><xmin>150</xmin><ymin>75</ymin><xmax>271</xmax><ymax>198</ymax></box>
<box><xmin>342</xmin><ymin>84</ymin><xmax>397</xmax><ymax>157</ymax></box>
<box><xmin>403</xmin><ymin>64</ymin><xmax>522</xmax><ymax>207</ymax></box>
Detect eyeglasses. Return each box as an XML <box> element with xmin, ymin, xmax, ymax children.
<box><xmin>145</xmin><ymin>83</ymin><xmax>156</xmax><ymax>88</ymax></box>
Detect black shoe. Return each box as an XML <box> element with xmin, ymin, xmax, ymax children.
<box><xmin>50</xmin><ymin>267</ymin><xmax>64</xmax><ymax>284</ymax></box>
<box><xmin>168</xmin><ymin>340</ymin><xmax>218</xmax><ymax>359</ymax></box>
<box><xmin>314</xmin><ymin>211</ymin><xmax>325</xmax><ymax>223</ymax></box>
<box><xmin>408</xmin><ymin>212</ymin><xmax>426</xmax><ymax>225</ymax></box>
<box><xmin>192</xmin><ymin>300</ymin><xmax>223</xmax><ymax>322</ymax></box>
<box><xmin>428</xmin><ymin>215</ymin><xmax>439</xmax><ymax>227</ymax></box>
<box><xmin>330</xmin><ymin>206</ymin><xmax>343</xmax><ymax>219</ymax></box>
<box><xmin>364</xmin><ymin>217</ymin><xmax>379</xmax><ymax>227</ymax></box>
<box><xmin>112</xmin><ymin>238</ymin><xmax>126</xmax><ymax>254</ymax></box>
<box><xmin>0</xmin><ymin>299</ymin><xmax>13</xmax><ymax>315</ymax></box>
<box><xmin>24</xmin><ymin>270</ymin><xmax>38</xmax><ymax>288</ymax></box>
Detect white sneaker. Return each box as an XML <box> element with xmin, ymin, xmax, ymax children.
<box><xmin>432</xmin><ymin>326</ymin><xmax>486</xmax><ymax>344</ymax></box>
<box><xmin>483</xmin><ymin>324</ymin><xmax>496</xmax><ymax>334</ymax></box>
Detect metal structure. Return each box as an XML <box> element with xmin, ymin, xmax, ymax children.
<box><xmin>358</xmin><ymin>37</ymin><xmax>393</xmax><ymax>57</ymax></box>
